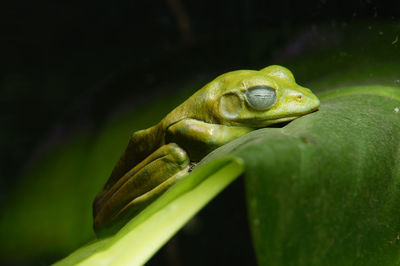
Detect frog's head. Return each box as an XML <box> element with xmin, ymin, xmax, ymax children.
<box><xmin>208</xmin><ymin>65</ymin><xmax>320</xmax><ymax>127</ymax></box>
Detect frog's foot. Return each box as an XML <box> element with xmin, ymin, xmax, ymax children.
<box><xmin>93</xmin><ymin>143</ymin><xmax>190</xmax><ymax>232</ymax></box>
<box><xmin>188</xmin><ymin>162</ymin><xmax>197</xmax><ymax>172</ymax></box>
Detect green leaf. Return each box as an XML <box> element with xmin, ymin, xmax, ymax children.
<box><xmin>212</xmin><ymin>85</ymin><xmax>400</xmax><ymax>265</ymax></box>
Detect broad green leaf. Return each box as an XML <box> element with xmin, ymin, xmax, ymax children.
<box><xmin>208</xmin><ymin>85</ymin><xmax>400</xmax><ymax>265</ymax></box>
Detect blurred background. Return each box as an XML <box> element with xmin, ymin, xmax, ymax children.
<box><xmin>1</xmin><ymin>0</ymin><xmax>400</xmax><ymax>265</ymax></box>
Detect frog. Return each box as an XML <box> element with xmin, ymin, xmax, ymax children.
<box><xmin>93</xmin><ymin>65</ymin><xmax>320</xmax><ymax>234</ymax></box>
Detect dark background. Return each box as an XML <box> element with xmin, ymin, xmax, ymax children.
<box><xmin>1</xmin><ymin>0</ymin><xmax>399</xmax><ymax>265</ymax></box>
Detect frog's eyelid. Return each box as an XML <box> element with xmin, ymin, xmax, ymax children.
<box><xmin>244</xmin><ymin>85</ymin><xmax>277</xmax><ymax>92</ymax></box>
<box><xmin>245</xmin><ymin>86</ymin><xmax>277</xmax><ymax>110</ymax></box>
<box><xmin>253</xmin><ymin>94</ymin><xmax>273</xmax><ymax>97</ymax></box>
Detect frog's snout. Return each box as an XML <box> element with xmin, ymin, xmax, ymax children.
<box><xmin>304</xmin><ymin>93</ymin><xmax>320</xmax><ymax>112</ymax></box>
<box><xmin>287</xmin><ymin>88</ymin><xmax>320</xmax><ymax>114</ymax></box>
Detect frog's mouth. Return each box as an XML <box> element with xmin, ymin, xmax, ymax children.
<box><xmin>266</xmin><ymin>115</ymin><xmax>299</xmax><ymax>124</ymax></box>
<box><xmin>252</xmin><ymin>115</ymin><xmax>300</xmax><ymax>127</ymax></box>
<box><xmin>243</xmin><ymin>108</ymin><xmax>319</xmax><ymax>127</ymax></box>
<box><xmin>231</xmin><ymin>115</ymin><xmax>299</xmax><ymax>128</ymax></box>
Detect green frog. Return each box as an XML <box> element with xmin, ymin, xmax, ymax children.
<box><xmin>93</xmin><ymin>65</ymin><xmax>320</xmax><ymax>234</ymax></box>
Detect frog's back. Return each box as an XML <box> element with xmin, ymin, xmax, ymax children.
<box><xmin>93</xmin><ymin>75</ymin><xmax>225</xmax><ymax>215</ymax></box>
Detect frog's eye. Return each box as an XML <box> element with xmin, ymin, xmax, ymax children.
<box><xmin>245</xmin><ymin>86</ymin><xmax>277</xmax><ymax>110</ymax></box>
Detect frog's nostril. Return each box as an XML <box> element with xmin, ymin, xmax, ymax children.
<box><xmin>296</xmin><ymin>94</ymin><xmax>303</xmax><ymax>100</ymax></box>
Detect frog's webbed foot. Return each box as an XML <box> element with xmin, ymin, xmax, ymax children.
<box><xmin>93</xmin><ymin>143</ymin><xmax>190</xmax><ymax>233</ymax></box>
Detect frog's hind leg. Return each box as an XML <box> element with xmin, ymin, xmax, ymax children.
<box><xmin>94</xmin><ymin>143</ymin><xmax>190</xmax><ymax>233</ymax></box>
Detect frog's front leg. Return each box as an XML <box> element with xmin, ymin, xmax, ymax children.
<box><xmin>93</xmin><ymin>143</ymin><xmax>190</xmax><ymax>233</ymax></box>
<box><xmin>166</xmin><ymin>118</ymin><xmax>254</xmax><ymax>161</ymax></box>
